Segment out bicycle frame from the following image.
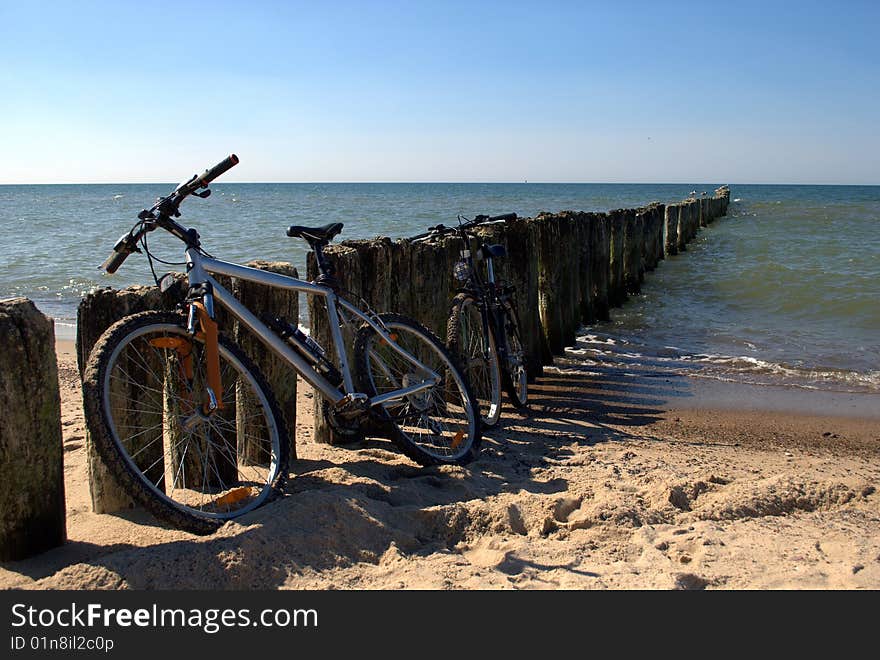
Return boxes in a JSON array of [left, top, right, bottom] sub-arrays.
[[183, 247, 441, 409], [458, 234, 512, 359]]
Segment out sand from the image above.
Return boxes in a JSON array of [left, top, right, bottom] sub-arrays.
[[1, 340, 878, 590]]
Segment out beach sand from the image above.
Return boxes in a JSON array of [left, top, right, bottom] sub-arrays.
[[1, 339, 878, 590]]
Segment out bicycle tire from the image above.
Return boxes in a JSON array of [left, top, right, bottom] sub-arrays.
[[353, 313, 482, 466], [498, 300, 529, 409], [446, 293, 503, 427], [82, 310, 290, 534]]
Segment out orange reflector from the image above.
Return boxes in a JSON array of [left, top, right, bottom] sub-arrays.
[[451, 430, 466, 449], [212, 487, 256, 509], [150, 336, 194, 381], [379, 332, 399, 346], [149, 337, 190, 350]]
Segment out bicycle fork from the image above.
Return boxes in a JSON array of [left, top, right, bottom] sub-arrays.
[[184, 284, 223, 415]]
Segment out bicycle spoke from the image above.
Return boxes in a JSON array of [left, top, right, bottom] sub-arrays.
[[363, 318, 476, 462], [100, 320, 283, 522]]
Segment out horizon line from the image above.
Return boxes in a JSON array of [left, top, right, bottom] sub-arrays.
[[1, 180, 878, 187]]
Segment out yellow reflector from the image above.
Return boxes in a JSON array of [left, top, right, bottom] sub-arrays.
[[380, 332, 399, 346], [451, 430, 466, 449], [212, 487, 257, 509]]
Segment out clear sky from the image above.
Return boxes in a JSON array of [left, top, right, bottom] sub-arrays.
[[1, 0, 878, 184]]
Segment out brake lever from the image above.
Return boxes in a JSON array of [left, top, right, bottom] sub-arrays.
[[110, 231, 142, 255], [191, 189, 211, 199], [174, 174, 199, 194]]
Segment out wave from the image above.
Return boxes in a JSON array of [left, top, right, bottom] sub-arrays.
[[570, 333, 880, 393]]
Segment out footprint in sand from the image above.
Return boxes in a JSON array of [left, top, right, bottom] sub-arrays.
[[460, 538, 518, 570]]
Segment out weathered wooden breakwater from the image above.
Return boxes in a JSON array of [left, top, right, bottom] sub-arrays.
[[1, 187, 728, 553], [308, 187, 729, 443]]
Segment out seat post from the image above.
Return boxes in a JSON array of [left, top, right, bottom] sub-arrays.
[[313, 241, 339, 290], [313, 242, 334, 275]]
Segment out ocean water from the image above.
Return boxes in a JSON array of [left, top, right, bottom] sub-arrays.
[[1, 182, 878, 393], [575, 185, 880, 393]]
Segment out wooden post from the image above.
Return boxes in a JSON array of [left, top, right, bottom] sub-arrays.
[[607, 209, 628, 307], [489, 217, 544, 378], [684, 199, 699, 245], [665, 203, 681, 256], [0, 298, 66, 560], [587, 213, 611, 322], [535, 214, 565, 358], [77, 284, 183, 513], [232, 260, 299, 462], [559, 213, 581, 347], [307, 244, 362, 445], [623, 208, 644, 295], [642, 203, 665, 270], [573, 212, 595, 326], [408, 236, 462, 339]]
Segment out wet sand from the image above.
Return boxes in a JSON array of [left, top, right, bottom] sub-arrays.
[[1, 340, 877, 590]]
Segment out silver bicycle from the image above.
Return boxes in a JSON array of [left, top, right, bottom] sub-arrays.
[[82, 155, 481, 534]]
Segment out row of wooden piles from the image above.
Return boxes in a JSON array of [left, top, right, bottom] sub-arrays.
[[0, 187, 728, 559], [307, 187, 730, 441]]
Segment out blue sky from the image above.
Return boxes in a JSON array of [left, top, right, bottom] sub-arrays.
[[1, 1, 877, 183]]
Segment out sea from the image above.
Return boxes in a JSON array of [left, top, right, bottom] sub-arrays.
[[1, 182, 878, 394]]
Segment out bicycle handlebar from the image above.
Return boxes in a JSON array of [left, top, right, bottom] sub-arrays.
[[100, 155, 239, 273], [99, 230, 141, 273], [100, 248, 130, 274], [408, 212, 517, 242], [172, 154, 240, 200], [195, 154, 239, 188]]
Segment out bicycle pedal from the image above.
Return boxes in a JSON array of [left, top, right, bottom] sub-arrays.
[[333, 393, 369, 418]]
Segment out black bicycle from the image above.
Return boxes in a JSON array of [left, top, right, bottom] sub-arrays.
[[412, 213, 528, 427]]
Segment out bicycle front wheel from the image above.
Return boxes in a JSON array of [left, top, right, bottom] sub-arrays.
[[447, 294, 502, 427], [354, 313, 482, 465], [82, 311, 289, 534]]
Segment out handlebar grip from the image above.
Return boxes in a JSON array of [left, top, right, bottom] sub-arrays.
[[197, 154, 239, 186], [409, 224, 453, 242], [488, 212, 517, 222], [100, 249, 129, 274]]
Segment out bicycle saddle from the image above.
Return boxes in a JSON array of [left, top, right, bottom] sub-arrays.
[[286, 222, 344, 243]]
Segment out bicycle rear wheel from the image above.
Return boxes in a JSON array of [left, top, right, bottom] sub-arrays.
[[81, 311, 289, 534], [447, 293, 502, 427], [499, 300, 528, 409], [353, 313, 482, 465]]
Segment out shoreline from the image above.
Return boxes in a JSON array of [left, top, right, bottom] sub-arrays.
[[59, 327, 880, 418]]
